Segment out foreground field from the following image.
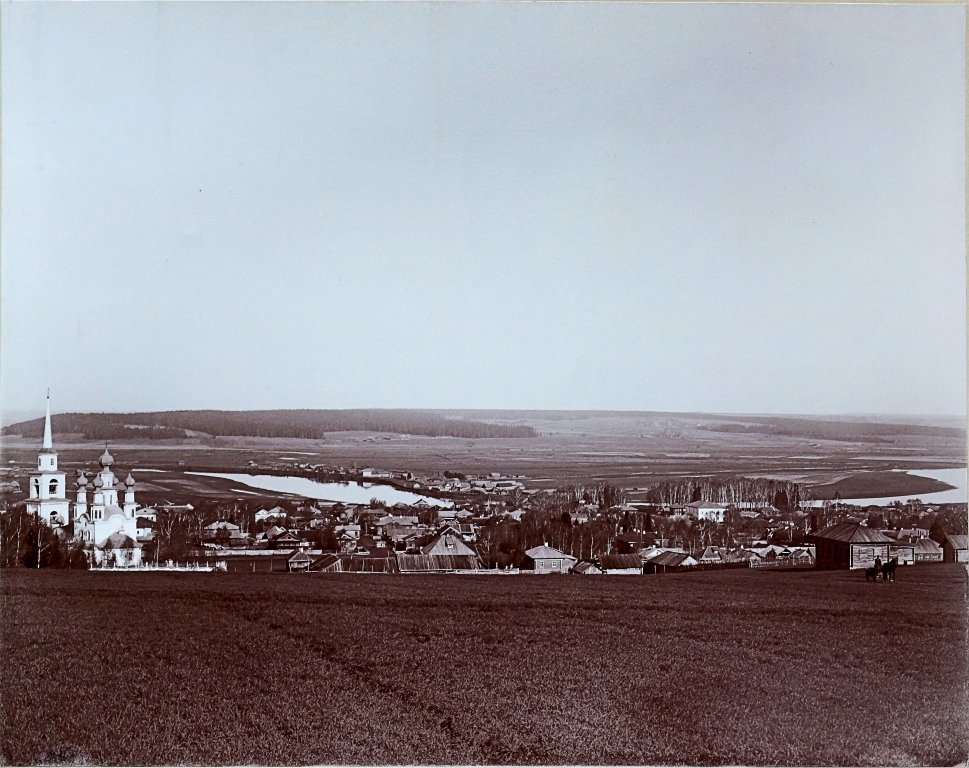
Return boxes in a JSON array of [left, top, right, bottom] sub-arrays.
[[2, 567, 967, 765]]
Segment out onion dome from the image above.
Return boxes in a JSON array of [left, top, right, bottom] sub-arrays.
[[76, 473, 88, 489], [124, 472, 136, 488], [99, 447, 114, 467], [93, 475, 104, 489]]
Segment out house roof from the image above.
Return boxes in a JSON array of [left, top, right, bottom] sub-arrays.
[[914, 538, 942, 553], [685, 501, 728, 509], [421, 530, 476, 557], [573, 561, 602, 574], [649, 551, 695, 567], [945, 534, 968, 550], [599, 554, 643, 570], [310, 554, 343, 571], [204, 520, 240, 531], [810, 523, 893, 544], [524, 544, 575, 560]]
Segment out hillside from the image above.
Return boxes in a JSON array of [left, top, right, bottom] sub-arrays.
[[0, 410, 537, 441]]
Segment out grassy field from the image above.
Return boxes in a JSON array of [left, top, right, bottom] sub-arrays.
[[2, 566, 967, 765]]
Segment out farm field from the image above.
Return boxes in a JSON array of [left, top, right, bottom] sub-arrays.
[[2, 566, 966, 766]]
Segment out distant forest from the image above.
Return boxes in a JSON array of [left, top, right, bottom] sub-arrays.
[[699, 417, 965, 442], [1, 409, 537, 441]]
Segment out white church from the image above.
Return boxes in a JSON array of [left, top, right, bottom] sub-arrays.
[[27, 396, 143, 566]]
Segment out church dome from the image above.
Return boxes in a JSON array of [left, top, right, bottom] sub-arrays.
[[124, 472, 136, 488], [93, 475, 104, 489], [99, 448, 114, 467], [76, 474, 88, 488]]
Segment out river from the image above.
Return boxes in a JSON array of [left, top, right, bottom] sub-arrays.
[[187, 472, 452, 507], [844, 467, 967, 506]]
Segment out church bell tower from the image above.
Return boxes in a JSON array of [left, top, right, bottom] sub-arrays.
[[26, 393, 70, 527]]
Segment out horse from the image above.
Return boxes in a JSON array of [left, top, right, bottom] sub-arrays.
[[865, 561, 882, 582], [881, 557, 898, 582]]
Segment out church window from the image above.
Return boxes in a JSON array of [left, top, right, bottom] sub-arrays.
[[49, 480, 58, 495], [33, 479, 39, 495]]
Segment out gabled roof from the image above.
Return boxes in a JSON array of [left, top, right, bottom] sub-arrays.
[[649, 551, 695, 567], [914, 538, 942, 553], [810, 523, 893, 544], [421, 530, 476, 557], [599, 554, 643, 570], [696, 546, 724, 561], [945, 534, 968, 550], [310, 554, 343, 572], [685, 501, 728, 509], [524, 544, 575, 561], [204, 520, 240, 531]]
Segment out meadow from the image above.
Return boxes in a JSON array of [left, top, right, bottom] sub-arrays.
[[2, 566, 967, 765]]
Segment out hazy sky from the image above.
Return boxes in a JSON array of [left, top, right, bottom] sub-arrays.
[[2, 2, 965, 416]]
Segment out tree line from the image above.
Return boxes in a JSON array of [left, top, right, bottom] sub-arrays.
[[3, 409, 536, 441], [643, 476, 806, 509], [699, 416, 965, 442]]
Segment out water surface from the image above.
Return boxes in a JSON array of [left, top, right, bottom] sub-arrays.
[[187, 472, 452, 507]]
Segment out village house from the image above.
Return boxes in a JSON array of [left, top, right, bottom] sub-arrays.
[[683, 501, 729, 523], [395, 526, 481, 572], [809, 523, 893, 570], [695, 545, 725, 564], [642, 550, 698, 573], [254, 506, 287, 523], [521, 544, 577, 574], [135, 516, 155, 543]]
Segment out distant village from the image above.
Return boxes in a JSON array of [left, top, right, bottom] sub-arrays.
[[2, 398, 967, 574]]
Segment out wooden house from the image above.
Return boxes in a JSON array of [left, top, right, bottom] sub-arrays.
[[695, 545, 725, 564], [942, 534, 969, 563], [395, 527, 481, 572], [808, 523, 893, 570], [572, 561, 603, 575], [287, 550, 312, 572], [642, 550, 698, 574], [521, 544, 577, 574]]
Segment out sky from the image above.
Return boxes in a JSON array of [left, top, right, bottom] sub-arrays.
[[2, 1, 965, 417]]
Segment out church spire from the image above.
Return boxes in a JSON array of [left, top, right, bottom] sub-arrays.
[[42, 390, 53, 451]]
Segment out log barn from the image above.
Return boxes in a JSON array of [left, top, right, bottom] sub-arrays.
[[809, 523, 893, 570]]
